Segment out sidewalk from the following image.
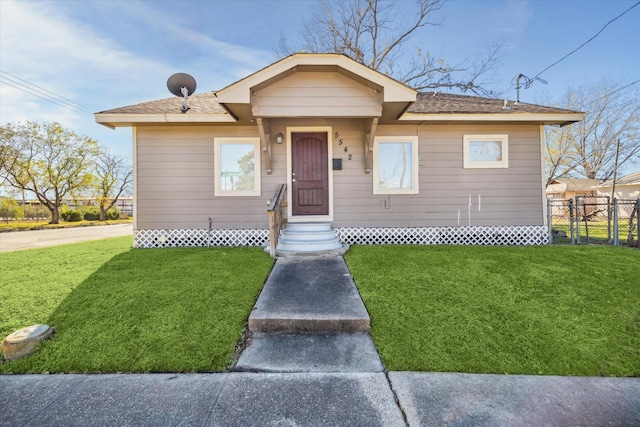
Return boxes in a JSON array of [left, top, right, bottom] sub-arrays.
[[1, 255, 639, 426], [0, 224, 133, 252], [2, 372, 639, 426]]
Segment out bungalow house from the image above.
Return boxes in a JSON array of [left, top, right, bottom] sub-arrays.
[[95, 54, 583, 252], [593, 171, 640, 200], [545, 178, 601, 201]]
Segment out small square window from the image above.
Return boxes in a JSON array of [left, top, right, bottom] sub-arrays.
[[373, 136, 419, 194], [463, 135, 508, 168], [214, 137, 261, 196]]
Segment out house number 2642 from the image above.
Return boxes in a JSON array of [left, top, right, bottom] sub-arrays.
[[334, 131, 352, 160]]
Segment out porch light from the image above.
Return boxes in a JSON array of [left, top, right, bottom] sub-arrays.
[[276, 132, 284, 144]]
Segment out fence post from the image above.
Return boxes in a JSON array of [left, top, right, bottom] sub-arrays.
[[607, 195, 612, 243], [569, 198, 575, 245], [547, 198, 553, 244], [613, 198, 619, 247], [636, 198, 640, 246]]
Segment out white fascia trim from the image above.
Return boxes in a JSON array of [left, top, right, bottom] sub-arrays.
[[398, 113, 584, 124], [95, 113, 237, 128]]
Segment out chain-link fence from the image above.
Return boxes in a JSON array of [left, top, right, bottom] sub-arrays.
[[548, 197, 639, 247]]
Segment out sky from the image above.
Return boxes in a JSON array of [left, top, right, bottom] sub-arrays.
[[1, 0, 639, 167]]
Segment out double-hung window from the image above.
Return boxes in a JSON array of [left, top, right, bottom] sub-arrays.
[[214, 137, 261, 196], [373, 136, 419, 195]]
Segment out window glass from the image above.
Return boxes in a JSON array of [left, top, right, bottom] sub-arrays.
[[468, 140, 502, 162], [373, 136, 419, 194], [214, 138, 261, 196], [463, 135, 508, 168], [377, 142, 413, 190], [219, 143, 255, 191]]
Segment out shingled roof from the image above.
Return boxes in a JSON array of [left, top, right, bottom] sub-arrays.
[[407, 92, 578, 115], [99, 91, 578, 117], [97, 92, 227, 115]]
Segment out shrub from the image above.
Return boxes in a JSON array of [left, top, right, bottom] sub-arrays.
[[106, 207, 120, 220], [81, 206, 120, 221], [83, 207, 100, 221], [61, 209, 82, 222]]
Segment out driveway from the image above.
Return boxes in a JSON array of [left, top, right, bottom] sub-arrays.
[[0, 224, 133, 252]]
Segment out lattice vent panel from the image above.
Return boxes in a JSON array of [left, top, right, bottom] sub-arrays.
[[337, 226, 547, 246], [134, 229, 268, 248]]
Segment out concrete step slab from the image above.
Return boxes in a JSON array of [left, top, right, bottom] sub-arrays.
[[235, 332, 384, 373], [248, 257, 370, 333]]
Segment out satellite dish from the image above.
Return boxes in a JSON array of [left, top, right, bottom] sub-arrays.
[[167, 73, 197, 113]]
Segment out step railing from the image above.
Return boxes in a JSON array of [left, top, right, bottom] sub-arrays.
[[267, 184, 287, 256]]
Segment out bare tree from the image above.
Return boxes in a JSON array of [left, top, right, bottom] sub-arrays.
[[545, 80, 640, 183], [277, 0, 502, 95], [0, 121, 98, 224], [93, 150, 132, 221]]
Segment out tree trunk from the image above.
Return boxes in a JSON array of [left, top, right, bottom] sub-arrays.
[[49, 206, 60, 224], [99, 205, 107, 221]]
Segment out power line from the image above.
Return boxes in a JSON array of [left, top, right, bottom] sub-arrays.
[[534, 1, 640, 80], [0, 70, 93, 116]]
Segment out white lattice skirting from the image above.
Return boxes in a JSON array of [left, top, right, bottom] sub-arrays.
[[337, 225, 548, 246], [133, 229, 268, 248], [134, 225, 547, 248]]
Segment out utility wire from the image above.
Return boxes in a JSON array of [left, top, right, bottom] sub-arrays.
[[513, 2, 640, 93], [0, 70, 93, 116], [0, 70, 87, 110], [534, 1, 640, 80], [0, 78, 80, 113]]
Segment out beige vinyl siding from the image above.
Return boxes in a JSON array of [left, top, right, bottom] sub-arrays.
[[135, 125, 286, 230], [331, 123, 545, 228], [252, 72, 382, 117], [134, 121, 544, 230]]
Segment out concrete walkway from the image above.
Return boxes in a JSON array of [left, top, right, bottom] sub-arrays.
[[1, 255, 639, 426], [0, 224, 133, 252]]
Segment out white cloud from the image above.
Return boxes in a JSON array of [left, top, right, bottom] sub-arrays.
[[0, 0, 275, 164]]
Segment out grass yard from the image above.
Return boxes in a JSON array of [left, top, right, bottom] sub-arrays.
[[551, 219, 636, 245], [0, 237, 273, 373], [345, 245, 640, 377]]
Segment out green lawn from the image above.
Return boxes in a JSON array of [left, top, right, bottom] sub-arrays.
[[551, 219, 635, 245], [345, 245, 640, 377], [3, 240, 638, 376], [0, 237, 273, 373]]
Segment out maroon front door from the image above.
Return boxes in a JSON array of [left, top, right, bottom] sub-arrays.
[[291, 132, 329, 216]]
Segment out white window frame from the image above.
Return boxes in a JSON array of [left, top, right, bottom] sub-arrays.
[[463, 134, 509, 169], [214, 137, 261, 197], [373, 136, 419, 195]]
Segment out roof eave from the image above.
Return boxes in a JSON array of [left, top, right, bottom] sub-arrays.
[[94, 112, 237, 128], [398, 112, 585, 125]]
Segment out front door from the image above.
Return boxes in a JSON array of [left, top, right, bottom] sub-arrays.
[[291, 132, 329, 216]]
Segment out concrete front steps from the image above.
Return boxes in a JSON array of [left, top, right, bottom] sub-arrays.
[[236, 256, 382, 373], [275, 222, 348, 256]]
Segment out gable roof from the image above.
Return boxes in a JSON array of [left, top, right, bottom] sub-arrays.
[[215, 53, 417, 104], [594, 171, 640, 188], [547, 178, 601, 192], [95, 54, 583, 128]]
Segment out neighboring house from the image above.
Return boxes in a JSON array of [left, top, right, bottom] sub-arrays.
[[545, 178, 601, 200], [593, 172, 640, 200], [95, 54, 583, 250]]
